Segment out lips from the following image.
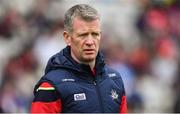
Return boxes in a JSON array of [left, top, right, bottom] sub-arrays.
[[84, 49, 95, 51], [83, 49, 95, 54]]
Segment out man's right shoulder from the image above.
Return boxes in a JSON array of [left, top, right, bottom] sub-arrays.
[[42, 69, 73, 84]]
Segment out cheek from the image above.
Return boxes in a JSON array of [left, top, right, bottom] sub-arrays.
[[71, 40, 83, 52], [95, 39, 101, 47], [71, 38, 80, 47]]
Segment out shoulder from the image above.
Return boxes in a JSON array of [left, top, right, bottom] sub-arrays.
[[105, 65, 121, 78], [43, 69, 72, 84], [34, 69, 73, 92], [105, 65, 124, 85]]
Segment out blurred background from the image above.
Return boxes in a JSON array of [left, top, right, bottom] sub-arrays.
[[0, 0, 180, 113]]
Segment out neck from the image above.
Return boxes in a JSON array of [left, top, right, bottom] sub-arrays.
[[71, 52, 96, 71], [88, 61, 96, 71]]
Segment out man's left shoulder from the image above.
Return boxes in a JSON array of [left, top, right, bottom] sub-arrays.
[[105, 66, 122, 79], [105, 66, 125, 88]]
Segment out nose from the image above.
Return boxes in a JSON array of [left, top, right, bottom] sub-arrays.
[[85, 35, 94, 46]]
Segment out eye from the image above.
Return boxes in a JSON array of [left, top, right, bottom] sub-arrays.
[[92, 32, 100, 37], [78, 33, 88, 38], [80, 33, 88, 36]]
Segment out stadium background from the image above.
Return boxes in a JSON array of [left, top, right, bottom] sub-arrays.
[[0, 0, 180, 113]]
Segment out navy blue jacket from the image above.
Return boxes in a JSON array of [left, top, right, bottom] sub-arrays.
[[33, 46, 127, 113]]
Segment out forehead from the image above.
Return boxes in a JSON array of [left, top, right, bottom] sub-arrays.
[[72, 17, 101, 32]]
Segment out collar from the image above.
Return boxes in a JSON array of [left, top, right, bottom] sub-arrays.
[[63, 46, 105, 76]]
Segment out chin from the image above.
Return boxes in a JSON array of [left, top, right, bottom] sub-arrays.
[[82, 57, 96, 62]]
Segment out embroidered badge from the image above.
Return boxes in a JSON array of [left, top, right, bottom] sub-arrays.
[[111, 89, 118, 100], [74, 93, 86, 101]]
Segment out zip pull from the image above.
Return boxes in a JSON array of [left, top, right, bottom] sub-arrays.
[[93, 81, 96, 85]]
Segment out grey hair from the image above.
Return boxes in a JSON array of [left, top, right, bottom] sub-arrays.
[[64, 4, 100, 32]]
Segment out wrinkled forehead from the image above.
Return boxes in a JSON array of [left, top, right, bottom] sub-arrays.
[[72, 17, 101, 32]]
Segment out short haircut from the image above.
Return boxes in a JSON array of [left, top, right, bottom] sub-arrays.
[[64, 4, 100, 32]]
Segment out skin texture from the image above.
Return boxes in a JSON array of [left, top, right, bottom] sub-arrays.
[[63, 17, 101, 69]]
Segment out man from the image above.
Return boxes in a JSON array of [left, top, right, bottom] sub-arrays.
[[31, 4, 127, 113]]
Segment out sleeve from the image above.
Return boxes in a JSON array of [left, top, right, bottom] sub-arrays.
[[119, 76, 127, 113], [31, 82, 62, 113], [119, 95, 127, 113]]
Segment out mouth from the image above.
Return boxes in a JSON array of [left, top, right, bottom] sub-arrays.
[[83, 49, 96, 54]]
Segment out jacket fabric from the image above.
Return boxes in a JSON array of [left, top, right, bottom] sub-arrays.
[[33, 46, 127, 113]]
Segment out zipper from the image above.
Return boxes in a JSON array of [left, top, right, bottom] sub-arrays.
[[93, 80, 104, 112]]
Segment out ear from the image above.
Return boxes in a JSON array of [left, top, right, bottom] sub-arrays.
[[63, 31, 71, 46]]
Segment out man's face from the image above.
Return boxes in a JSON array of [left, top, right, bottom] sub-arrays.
[[65, 17, 101, 64]]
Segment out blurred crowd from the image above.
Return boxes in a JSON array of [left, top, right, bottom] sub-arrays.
[[0, 0, 180, 113]]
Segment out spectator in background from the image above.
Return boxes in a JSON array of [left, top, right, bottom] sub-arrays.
[[31, 4, 127, 113]]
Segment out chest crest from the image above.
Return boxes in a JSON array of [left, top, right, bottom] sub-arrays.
[[111, 89, 118, 100]]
